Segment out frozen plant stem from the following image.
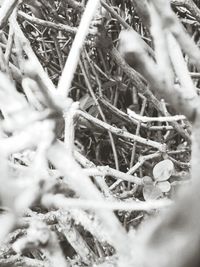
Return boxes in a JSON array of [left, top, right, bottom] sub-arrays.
[[42, 194, 172, 211], [57, 0, 101, 97], [0, 0, 18, 29]]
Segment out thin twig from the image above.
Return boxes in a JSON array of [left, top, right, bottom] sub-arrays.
[[57, 0, 101, 97], [76, 110, 166, 151], [42, 194, 172, 211], [128, 109, 186, 122]]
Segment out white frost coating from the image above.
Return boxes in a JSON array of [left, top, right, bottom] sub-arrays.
[[167, 33, 197, 99]]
